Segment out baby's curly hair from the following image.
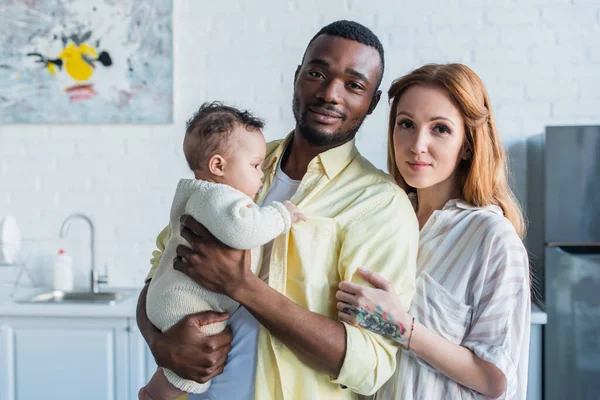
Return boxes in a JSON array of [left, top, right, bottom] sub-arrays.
[[184, 101, 265, 171]]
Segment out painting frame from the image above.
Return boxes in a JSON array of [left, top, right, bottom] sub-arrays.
[[0, 0, 173, 124]]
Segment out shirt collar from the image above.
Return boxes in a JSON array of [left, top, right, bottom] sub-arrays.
[[445, 199, 504, 216], [263, 134, 291, 173], [407, 193, 504, 216], [264, 131, 359, 180]]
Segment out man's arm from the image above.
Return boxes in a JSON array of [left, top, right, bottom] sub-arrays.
[[136, 282, 161, 347], [232, 273, 347, 377], [175, 219, 346, 377]]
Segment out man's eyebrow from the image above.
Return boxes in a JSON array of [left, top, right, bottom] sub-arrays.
[[307, 58, 330, 68], [345, 68, 369, 82]]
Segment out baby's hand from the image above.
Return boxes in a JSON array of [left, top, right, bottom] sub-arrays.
[[282, 200, 306, 224]]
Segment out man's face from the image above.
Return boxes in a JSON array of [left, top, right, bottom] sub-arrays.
[[292, 35, 382, 147]]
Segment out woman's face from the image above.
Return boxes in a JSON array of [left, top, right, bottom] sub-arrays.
[[393, 85, 466, 193]]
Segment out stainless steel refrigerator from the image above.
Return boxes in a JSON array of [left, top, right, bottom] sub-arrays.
[[528, 126, 600, 400]]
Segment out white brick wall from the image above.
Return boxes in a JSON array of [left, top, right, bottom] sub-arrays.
[[1, 0, 599, 287]]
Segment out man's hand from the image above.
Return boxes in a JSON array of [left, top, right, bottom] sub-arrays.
[[151, 311, 233, 383], [137, 284, 233, 383], [174, 214, 252, 299]]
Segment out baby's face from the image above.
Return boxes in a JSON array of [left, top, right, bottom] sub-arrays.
[[222, 126, 266, 198]]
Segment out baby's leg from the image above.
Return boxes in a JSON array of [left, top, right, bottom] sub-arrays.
[[139, 368, 185, 400]]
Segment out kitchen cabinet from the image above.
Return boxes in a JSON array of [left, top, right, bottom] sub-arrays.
[[0, 315, 156, 400], [528, 323, 543, 400], [0, 317, 130, 400], [129, 324, 159, 399]]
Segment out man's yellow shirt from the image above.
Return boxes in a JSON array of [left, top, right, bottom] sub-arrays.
[[147, 135, 419, 400]]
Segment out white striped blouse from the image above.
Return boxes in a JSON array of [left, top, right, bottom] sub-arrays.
[[374, 197, 531, 399]]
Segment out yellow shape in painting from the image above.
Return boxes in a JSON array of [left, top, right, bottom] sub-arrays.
[[47, 62, 57, 75], [58, 42, 98, 82]]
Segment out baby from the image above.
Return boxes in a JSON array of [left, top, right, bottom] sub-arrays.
[[139, 102, 304, 400]]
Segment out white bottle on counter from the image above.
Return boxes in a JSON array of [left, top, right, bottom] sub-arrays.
[[53, 249, 73, 292]]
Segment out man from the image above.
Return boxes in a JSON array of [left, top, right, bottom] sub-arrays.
[[137, 20, 419, 400]]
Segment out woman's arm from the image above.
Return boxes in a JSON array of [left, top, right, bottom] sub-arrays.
[[337, 269, 506, 398], [407, 318, 506, 398]]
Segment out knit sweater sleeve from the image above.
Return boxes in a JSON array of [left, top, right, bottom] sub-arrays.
[[184, 183, 292, 250]]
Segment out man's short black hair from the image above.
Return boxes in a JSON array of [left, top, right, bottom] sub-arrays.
[[184, 101, 264, 171], [303, 20, 385, 89]]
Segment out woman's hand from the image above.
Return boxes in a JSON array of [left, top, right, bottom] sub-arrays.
[[336, 268, 413, 345]]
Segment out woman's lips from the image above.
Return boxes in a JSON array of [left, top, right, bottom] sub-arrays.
[[406, 162, 431, 172]]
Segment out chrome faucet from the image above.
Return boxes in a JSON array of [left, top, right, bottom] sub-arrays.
[[59, 213, 107, 293]]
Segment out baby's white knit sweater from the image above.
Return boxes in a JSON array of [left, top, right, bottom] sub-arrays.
[[146, 178, 291, 394]]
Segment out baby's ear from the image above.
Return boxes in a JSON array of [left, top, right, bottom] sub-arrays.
[[208, 154, 226, 176]]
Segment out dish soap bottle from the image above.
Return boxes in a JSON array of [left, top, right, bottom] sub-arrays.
[[53, 249, 73, 292]]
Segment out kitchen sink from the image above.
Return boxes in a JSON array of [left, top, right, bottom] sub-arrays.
[[20, 290, 130, 305]]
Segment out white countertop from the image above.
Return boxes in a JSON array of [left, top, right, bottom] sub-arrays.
[[0, 284, 548, 324], [531, 303, 547, 325], [0, 285, 141, 319]]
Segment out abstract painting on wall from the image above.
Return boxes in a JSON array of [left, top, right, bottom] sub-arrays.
[[0, 0, 172, 123]]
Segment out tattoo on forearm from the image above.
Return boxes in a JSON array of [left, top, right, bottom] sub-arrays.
[[343, 305, 408, 343]]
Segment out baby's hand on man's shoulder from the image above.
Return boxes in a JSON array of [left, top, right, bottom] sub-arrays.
[[282, 200, 306, 224]]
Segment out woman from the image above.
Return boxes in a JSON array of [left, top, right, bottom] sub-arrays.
[[336, 64, 530, 399]]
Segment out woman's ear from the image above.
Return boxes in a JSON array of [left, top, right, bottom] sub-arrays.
[[461, 143, 472, 161], [208, 154, 226, 176]]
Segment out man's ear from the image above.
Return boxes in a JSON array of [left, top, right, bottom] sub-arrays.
[[294, 65, 301, 85], [208, 154, 226, 176], [367, 90, 382, 115]]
